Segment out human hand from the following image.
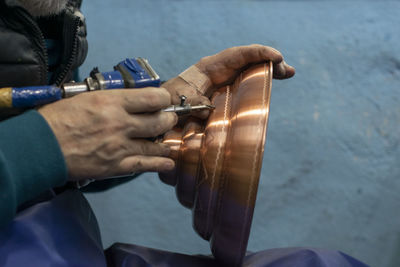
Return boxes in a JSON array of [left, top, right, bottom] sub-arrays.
[[38, 88, 178, 181], [196, 44, 295, 85], [162, 44, 295, 118]]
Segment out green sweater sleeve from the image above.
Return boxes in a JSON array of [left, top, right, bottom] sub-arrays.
[[0, 110, 67, 229]]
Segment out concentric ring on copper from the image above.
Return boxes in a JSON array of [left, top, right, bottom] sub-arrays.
[[160, 62, 273, 267]]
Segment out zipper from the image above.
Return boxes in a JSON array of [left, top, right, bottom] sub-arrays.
[[1, 4, 82, 87], [54, 16, 80, 86], [14, 8, 49, 85]]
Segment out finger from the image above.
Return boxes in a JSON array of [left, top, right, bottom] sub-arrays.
[[184, 94, 211, 106], [118, 155, 176, 174], [127, 111, 178, 138], [93, 141, 172, 179], [119, 87, 172, 114], [273, 61, 296, 79], [129, 139, 171, 157], [196, 44, 288, 86], [283, 62, 296, 78], [188, 95, 212, 119], [168, 84, 198, 106], [209, 44, 284, 71], [238, 44, 284, 66]]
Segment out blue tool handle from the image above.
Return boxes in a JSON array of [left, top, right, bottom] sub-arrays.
[[0, 85, 62, 109], [97, 59, 160, 90], [0, 58, 160, 109], [113, 58, 161, 88], [98, 70, 125, 89]]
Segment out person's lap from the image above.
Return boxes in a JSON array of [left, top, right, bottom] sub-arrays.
[[0, 189, 370, 267]]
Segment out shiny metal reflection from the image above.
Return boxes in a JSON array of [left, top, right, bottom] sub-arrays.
[[160, 62, 273, 267]]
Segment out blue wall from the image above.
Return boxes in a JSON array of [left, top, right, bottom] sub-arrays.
[[81, 1, 400, 266]]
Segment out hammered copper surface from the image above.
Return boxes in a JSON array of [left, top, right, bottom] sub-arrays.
[[160, 62, 273, 267]]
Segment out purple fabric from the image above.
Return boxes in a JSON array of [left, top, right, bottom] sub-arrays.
[[105, 243, 370, 267], [0, 189, 370, 267], [0, 190, 106, 267]]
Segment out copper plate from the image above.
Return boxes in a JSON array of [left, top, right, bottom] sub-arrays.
[[160, 62, 273, 266]]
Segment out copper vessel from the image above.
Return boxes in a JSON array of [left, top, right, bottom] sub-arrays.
[[160, 62, 273, 266]]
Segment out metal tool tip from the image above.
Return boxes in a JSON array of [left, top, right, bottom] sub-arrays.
[[207, 105, 216, 109]]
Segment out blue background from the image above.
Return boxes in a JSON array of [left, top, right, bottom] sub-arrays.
[[81, 1, 400, 267]]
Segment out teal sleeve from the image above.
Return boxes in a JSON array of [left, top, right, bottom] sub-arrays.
[[0, 110, 68, 229]]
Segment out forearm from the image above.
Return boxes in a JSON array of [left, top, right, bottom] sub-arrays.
[[0, 110, 68, 229]]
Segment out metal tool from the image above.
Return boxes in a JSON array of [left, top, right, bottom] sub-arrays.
[[162, 95, 215, 115], [0, 58, 214, 115], [0, 58, 160, 109], [62, 58, 161, 98]]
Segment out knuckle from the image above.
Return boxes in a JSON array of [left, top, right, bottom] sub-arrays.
[[132, 157, 154, 173], [150, 121, 164, 136], [128, 117, 141, 134], [199, 55, 212, 64], [134, 158, 144, 170], [157, 87, 170, 96], [250, 43, 263, 49], [97, 107, 125, 127], [84, 91, 122, 110], [109, 116, 128, 131], [145, 93, 164, 110], [104, 140, 123, 155], [137, 141, 151, 155], [225, 46, 237, 53], [87, 92, 107, 106], [158, 88, 172, 104], [99, 138, 128, 159], [199, 96, 211, 105], [143, 143, 163, 156], [221, 47, 237, 58]]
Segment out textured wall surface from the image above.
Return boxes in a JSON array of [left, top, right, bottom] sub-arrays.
[[81, 1, 400, 267]]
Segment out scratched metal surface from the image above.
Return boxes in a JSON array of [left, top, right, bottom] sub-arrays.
[[81, 1, 400, 267]]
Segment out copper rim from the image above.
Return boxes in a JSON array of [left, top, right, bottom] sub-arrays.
[[160, 62, 273, 266]]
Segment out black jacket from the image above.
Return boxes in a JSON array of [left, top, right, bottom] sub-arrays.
[[0, 0, 88, 87]]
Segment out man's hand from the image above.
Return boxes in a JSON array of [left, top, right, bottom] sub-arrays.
[[196, 44, 295, 85], [38, 88, 178, 181], [163, 44, 295, 118]]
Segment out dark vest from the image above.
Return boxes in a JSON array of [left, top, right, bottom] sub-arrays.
[[0, 0, 88, 87]]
